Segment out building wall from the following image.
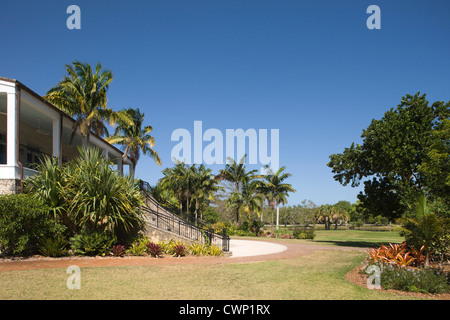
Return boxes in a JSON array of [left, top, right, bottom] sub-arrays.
[[0, 179, 20, 195]]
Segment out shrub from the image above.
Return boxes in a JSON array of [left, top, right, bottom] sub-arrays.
[[146, 242, 163, 257], [208, 245, 224, 256], [66, 147, 145, 240], [38, 236, 68, 257], [112, 245, 126, 257], [365, 262, 450, 294], [250, 220, 265, 236], [293, 227, 315, 239], [0, 194, 64, 255], [26, 147, 145, 242], [172, 244, 187, 257], [367, 243, 426, 268], [126, 239, 148, 256], [69, 230, 115, 256], [188, 242, 208, 256]]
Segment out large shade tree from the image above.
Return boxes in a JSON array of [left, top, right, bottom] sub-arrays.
[[328, 92, 450, 220]]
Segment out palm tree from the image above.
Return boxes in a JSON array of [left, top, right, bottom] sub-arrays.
[[159, 162, 190, 219], [317, 204, 333, 230], [227, 177, 262, 223], [44, 61, 122, 143], [106, 108, 161, 179], [191, 164, 222, 225], [218, 155, 259, 224], [259, 166, 296, 232], [401, 193, 442, 267]]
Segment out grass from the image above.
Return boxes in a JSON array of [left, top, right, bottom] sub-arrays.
[[258, 227, 404, 248], [0, 250, 418, 300], [0, 229, 416, 300]]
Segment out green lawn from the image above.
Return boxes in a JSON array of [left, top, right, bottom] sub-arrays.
[[313, 229, 404, 248], [258, 227, 404, 248], [0, 229, 416, 300], [0, 249, 419, 300], [0, 230, 414, 300]]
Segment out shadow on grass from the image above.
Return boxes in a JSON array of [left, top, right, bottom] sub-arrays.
[[312, 240, 401, 249]]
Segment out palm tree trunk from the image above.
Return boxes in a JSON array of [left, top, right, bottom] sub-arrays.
[[195, 198, 199, 226], [276, 203, 280, 230], [271, 205, 274, 234], [130, 162, 136, 180]]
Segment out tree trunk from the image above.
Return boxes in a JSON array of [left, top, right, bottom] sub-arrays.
[[194, 198, 199, 226], [276, 203, 280, 230], [271, 206, 274, 234]]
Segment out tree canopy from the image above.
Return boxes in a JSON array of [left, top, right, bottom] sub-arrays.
[[328, 92, 449, 220]]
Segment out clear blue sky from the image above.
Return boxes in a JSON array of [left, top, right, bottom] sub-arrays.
[[1, 0, 449, 206]]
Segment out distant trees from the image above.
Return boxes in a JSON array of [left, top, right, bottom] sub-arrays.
[[155, 157, 296, 229], [158, 162, 222, 225]]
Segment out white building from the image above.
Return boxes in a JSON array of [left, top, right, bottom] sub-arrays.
[[0, 76, 131, 194]]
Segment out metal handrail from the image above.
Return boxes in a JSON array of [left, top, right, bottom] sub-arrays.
[[139, 180, 230, 252]]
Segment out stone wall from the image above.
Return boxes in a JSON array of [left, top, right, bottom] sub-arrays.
[[144, 224, 196, 245], [0, 179, 20, 195]]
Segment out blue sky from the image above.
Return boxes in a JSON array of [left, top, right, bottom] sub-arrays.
[[1, 0, 449, 206]]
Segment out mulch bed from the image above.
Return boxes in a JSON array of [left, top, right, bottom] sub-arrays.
[[345, 263, 450, 300]]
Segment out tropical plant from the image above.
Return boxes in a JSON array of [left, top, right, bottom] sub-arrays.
[[218, 155, 259, 224], [126, 239, 148, 256], [227, 178, 262, 224], [66, 147, 145, 239], [146, 242, 163, 257], [190, 164, 222, 225], [188, 242, 209, 256], [258, 165, 295, 231], [111, 244, 126, 257], [106, 107, 161, 178], [69, 230, 116, 256], [44, 61, 125, 142], [400, 193, 443, 267], [160, 162, 190, 218], [172, 244, 187, 257], [38, 236, 68, 257]]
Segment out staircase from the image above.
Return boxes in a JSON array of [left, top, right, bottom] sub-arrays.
[[138, 180, 230, 252]]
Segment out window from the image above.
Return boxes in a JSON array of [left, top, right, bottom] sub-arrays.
[[0, 133, 6, 164]]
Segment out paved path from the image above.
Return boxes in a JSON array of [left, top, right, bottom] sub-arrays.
[[0, 239, 366, 272], [229, 239, 287, 258]]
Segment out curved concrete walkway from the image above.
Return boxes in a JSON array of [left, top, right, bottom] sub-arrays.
[[229, 239, 287, 258]]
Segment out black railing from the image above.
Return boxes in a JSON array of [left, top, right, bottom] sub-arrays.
[[138, 180, 230, 252]]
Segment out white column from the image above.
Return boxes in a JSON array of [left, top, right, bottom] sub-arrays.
[[52, 117, 61, 160], [117, 156, 123, 176], [6, 92, 18, 167]]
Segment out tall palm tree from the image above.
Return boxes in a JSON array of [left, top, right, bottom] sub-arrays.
[[44, 61, 122, 143], [218, 155, 259, 224], [191, 164, 222, 225], [160, 162, 190, 219], [227, 177, 262, 223], [106, 108, 161, 179], [259, 166, 296, 232]]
